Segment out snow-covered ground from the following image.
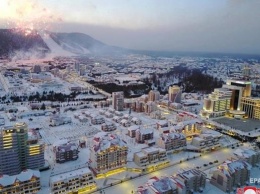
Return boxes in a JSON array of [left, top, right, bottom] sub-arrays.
[[40, 33, 73, 57]]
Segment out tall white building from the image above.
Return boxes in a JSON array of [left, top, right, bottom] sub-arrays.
[[112, 91, 124, 111], [201, 88, 232, 118]]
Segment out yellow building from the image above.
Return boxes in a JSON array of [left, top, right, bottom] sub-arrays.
[[89, 132, 128, 175], [241, 97, 260, 119]]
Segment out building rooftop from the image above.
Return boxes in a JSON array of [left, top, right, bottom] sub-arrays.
[[50, 167, 92, 183], [0, 169, 40, 187], [92, 132, 127, 152]]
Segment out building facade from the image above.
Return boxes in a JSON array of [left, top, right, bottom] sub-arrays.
[[241, 97, 260, 119], [168, 85, 182, 103], [50, 167, 96, 194], [172, 169, 207, 194], [157, 132, 186, 152], [0, 122, 44, 176], [148, 90, 160, 102], [135, 129, 154, 144], [54, 143, 78, 163], [89, 132, 128, 174], [133, 147, 167, 167], [0, 169, 41, 194], [210, 160, 251, 193], [112, 92, 124, 111]]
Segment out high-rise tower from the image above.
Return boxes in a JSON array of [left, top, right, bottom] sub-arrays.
[[0, 122, 44, 175]]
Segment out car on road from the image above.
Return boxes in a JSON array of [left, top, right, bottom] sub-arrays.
[[203, 164, 208, 167], [209, 162, 213, 165]]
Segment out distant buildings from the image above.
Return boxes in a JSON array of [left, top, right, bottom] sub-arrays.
[[50, 167, 96, 194], [0, 122, 44, 176], [0, 169, 41, 194], [89, 132, 128, 174], [133, 147, 167, 167], [157, 132, 186, 153], [54, 142, 79, 163], [168, 85, 182, 103], [201, 79, 260, 119], [210, 160, 251, 193], [50, 116, 72, 126], [32, 65, 41, 73], [112, 92, 124, 111]]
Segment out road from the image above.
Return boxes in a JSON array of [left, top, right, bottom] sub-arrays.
[[91, 147, 235, 194]]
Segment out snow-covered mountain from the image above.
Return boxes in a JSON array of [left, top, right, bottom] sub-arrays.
[[0, 29, 126, 59]]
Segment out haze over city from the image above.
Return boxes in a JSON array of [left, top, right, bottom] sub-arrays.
[[0, 0, 260, 54]]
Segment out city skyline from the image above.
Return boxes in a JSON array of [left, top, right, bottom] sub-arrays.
[[0, 0, 260, 54]]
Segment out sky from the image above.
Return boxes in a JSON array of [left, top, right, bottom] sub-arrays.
[[0, 0, 260, 54]]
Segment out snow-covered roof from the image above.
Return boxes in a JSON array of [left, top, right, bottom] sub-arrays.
[[218, 159, 252, 177], [160, 132, 186, 142], [0, 169, 40, 187], [233, 148, 259, 159], [128, 125, 140, 131], [148, 176, 177, 193], [92, 132, 127, 153], [50, 167, 92, 183]]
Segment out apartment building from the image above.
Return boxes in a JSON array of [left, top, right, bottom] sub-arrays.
[[112, 91, 124, 111], [171, 119, 202, 137], [91, 116, 105, 125], [101, 122, 117, 132], [131, 117, 142, 125], [135, 129, 154, 144], [50, 167, 96, 194], [127, 125, 140, 138], [241, 97, 260, 120], [233, 148, 260, 167], [172, 169, 207, 194], [0, 169, 41, 194], [210, 160, 251, 193], [145, 176, 178, 194], [134, 147, 167, 167], [148, 90, 160, 102], [190, 133, 221, 152], [89, 132, 128, 174], [54, 142, 78, 163], [0, 122, 44, 176], [157, 132, 187, 152], [144, 101, 157, 115]]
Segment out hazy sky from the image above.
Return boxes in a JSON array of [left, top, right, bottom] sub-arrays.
[[0, 0, 260, 54]]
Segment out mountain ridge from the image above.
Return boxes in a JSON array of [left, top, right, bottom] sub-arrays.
[[0, 29, 126, 59]]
